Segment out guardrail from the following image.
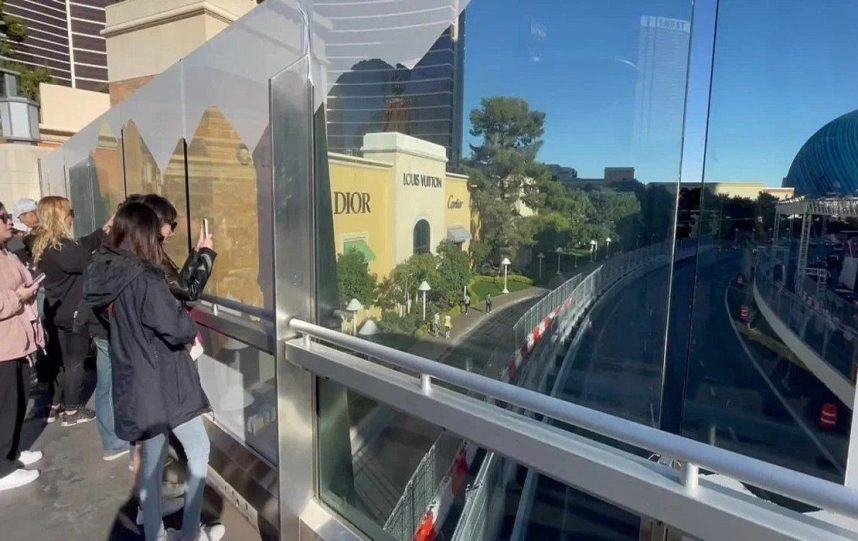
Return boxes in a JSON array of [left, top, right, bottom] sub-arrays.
[[287, 318, 858, 539], [755, 254, 858, 383], [455, 241, 678, 541]]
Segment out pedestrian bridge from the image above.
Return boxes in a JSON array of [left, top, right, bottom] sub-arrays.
[[20, 0, 858, 539]]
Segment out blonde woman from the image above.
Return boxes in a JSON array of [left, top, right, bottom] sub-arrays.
[[32, 196, 107, 426]]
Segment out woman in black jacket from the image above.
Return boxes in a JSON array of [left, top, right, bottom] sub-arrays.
[[31, 196, 107, 426], [83, 194, 215, 462], [84, 203, 223, 541]]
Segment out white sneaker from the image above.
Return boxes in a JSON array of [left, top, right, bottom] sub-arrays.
[[18, 450, 42, 466], [136, 497, 186, 525], [0, 468, 39, 491], [166, 524, 225, 541]]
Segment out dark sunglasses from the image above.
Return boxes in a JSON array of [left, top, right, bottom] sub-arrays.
[[168, 221, 178, 232], [0, 213, 10, 223], [68, 208, 75, 218]]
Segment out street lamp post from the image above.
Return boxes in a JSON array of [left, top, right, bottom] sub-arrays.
[[537, 252, 545, 279], [606, 237, 612, 257], [345, 298, 364, 335], [555, 247, 563, 275], [418, 280, 431, 320], [590, 239, 597, 262], [501, 257, 511, 294]]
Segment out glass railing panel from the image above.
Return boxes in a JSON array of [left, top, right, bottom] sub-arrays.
[[676, 0, 858, 482], [121, 120, 190, 266], [67, 156, 96, 236], [186, 106, 269, 310], [314, 0, 692, 536], [91, 122, 125, 227], [195, 323, 277, 465], [317, 381, 680, 541]]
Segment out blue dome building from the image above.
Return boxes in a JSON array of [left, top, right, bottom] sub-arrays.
[[783, 109, 858, 197]]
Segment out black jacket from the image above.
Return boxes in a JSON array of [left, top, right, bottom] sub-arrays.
[[40, 229, 105, 331], [82, 248, 216, 340], [83, 246, 210, 442]]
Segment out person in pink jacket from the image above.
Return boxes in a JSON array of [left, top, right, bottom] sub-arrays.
[[0, 201, 45, 492]]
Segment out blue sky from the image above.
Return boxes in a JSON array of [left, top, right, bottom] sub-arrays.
[[461, 0, 858, 186]]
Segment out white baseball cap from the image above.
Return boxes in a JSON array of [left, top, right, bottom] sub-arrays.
[[11, 218, 30, 234], [13, 198, 37, 218]]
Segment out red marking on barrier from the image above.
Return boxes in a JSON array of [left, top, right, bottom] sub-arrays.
[[739, 305, 750, 323], [819, 403, 837, 430], [413, 511, 436, 541]]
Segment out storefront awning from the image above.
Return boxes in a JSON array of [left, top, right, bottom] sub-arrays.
[[447, 226, 471, 243], [343, 238, 376, 262]]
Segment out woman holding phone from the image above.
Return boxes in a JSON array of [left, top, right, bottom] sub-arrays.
[[0, 201, 45, 491], [84, 202, 223, 541], [31, 196, 107, 426]]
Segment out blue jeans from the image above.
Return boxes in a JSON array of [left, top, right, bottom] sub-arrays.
[[139, 416, 210, 541], [93, 338, 128, 453]]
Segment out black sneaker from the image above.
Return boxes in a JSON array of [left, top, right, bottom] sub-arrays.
[[61, 408, 96, 426]]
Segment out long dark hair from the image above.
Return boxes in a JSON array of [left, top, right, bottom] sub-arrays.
[[140, 194, 180, 273], [109, 202, 165, 267]]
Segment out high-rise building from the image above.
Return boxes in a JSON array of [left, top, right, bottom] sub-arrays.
[[2, 0, 109, 92], [632, 15, 690, 168], [324, 15, 466, 168]]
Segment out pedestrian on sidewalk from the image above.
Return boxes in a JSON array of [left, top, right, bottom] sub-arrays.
[[433, 312, 441, 337], [485, 294, 493, 314], [32, 196, 107, 426], [85, 202, 224, 541], [464, 294, 470, 315], [0, 201, 45, 492], [444, 314, 452, 339]]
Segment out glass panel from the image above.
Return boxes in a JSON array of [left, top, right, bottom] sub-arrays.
[[67, 157, 95, 236], [314, 0, 692, 534], [91, 122, 125, 225], [186, 107, 265, 308], [678, 0, 858, 482], [122, 121, 190, 267], [196, 324, 277, 464]]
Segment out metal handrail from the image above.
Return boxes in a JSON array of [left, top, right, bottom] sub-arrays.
[[288, 317, 858, 519]]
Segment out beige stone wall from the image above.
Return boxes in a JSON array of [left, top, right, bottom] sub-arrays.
[[39, 83, 110, 140], [0, 144, 54, 203], [108, 75, 155, 106], [104, 0, 256, 88]]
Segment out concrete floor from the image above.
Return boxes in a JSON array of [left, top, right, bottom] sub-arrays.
[[0, 373, 262, 541]]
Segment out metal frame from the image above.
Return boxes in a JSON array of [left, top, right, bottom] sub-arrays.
[[285, 333, 857, 540], [287, 318, 858, 521]]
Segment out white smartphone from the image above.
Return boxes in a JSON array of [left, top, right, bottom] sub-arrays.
[[203, 218, 210, 237], [29, 272, 46, 287]]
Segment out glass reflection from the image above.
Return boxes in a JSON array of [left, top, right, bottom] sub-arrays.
[[122, 121, 190, 265], [187, 107, 264, 308], [316, 0, 691, 535], [677, 0, 858, 483]]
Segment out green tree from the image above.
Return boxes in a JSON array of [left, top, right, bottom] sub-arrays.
[[336, 249, 377, 309], [467, 97, 551, 265], [1, 1, 54, 100], [435, 240, 473, 307]]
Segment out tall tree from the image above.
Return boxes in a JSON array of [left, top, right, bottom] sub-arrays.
[[336, 249, 378, 309], [467, 97, 550, 265]]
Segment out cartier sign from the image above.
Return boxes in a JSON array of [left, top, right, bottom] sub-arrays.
[[447, 195, 464, 209]]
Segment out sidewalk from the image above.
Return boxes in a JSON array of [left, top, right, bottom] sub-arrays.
[[0, 371, 262, 541], [406, 286, 548, 361]]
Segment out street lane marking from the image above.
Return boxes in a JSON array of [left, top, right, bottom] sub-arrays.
[[723, 283, 844, 475]]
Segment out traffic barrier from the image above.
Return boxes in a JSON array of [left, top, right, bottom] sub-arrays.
[[819, 403, 837, 430]]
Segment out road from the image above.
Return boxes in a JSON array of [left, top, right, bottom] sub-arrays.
[[520, 251, 849, 539], [350, 290, 545, 525]]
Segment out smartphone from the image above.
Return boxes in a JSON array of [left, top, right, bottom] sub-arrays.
[[28, 272, 46, 287], [203, 218, 210, 237]]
